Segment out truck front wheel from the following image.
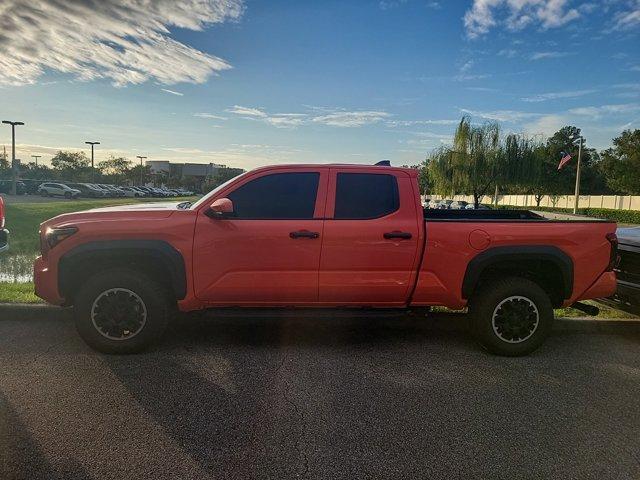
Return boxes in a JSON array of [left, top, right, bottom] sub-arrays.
[[74, 269, 172, 354], [468, 277, 553, 356]]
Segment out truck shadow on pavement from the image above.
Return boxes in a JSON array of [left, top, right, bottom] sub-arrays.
[[2, 312, 639, 479]]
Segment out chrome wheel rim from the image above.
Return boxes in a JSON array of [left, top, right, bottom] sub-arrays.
[[91, 288, 147, 341], [491, 296, 539, 344]]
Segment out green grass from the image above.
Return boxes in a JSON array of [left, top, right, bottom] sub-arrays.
[[0, 282, 40, 303], [4, 196, 197, 253]]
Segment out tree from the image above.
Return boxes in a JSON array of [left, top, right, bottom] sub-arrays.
[[599, 129, 640, 194], [98, 156, 131, 184], [127, 164, 152, 185], [544, 126, 606, 194], [428, 116, 514, 208], [20, 162, 51, 180], [51, 151, 91, 180]]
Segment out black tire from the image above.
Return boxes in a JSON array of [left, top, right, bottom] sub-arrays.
[[64, 191, 71, 199], [468, 277, 553, 356], [74, 268, 173, 354]]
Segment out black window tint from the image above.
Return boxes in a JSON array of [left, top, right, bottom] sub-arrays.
[[228, 172, 319, 219], [334, 173, 399, 219]]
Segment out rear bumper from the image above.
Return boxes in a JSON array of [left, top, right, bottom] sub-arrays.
[[597, 280, 640, 316], [33, 256, 64, 305], [0, 228, 8, 252]]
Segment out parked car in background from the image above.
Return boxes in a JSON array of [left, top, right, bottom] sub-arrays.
[[100, 184, 126, 197], [66, 183, 106, 198], [0, 196, 7, 252], [38, 182, 81, 199], [598, 227, 640, 316], [432, 199, 454, 209], [0, 180, 27, 195], [450, 200, 469, 210], [120, 186, 145, 198], [21, 179, 43, 195], [465, 203, 491, 210]]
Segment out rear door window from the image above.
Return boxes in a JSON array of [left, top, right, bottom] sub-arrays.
[[334, 173, 399, 219]]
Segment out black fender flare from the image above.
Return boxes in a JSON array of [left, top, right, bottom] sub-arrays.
[[58, 240, 187, 300], [461, 245, 573, 300]]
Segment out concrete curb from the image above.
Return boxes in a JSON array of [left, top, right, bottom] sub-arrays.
[[1, 303, 639, 334]]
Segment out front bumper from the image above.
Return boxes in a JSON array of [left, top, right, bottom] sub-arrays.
[[0, 228, 8, 253], [575, 271, 618, 302], [33, 255, 64, 305]]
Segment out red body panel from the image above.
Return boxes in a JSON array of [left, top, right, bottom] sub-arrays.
[[411, 220, 617, 309], [32, 163, 617, 311], [318, 167, 423, 305]]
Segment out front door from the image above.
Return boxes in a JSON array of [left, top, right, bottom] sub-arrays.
[[193, 168, 327, 305], [319, 169, 422, 305]]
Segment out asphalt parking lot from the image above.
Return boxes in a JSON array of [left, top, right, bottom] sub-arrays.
[[1, 310, 639, 480]]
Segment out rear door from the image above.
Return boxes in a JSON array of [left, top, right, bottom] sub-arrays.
[[193, 168, 328, 304], [319, 168, 422, 305]]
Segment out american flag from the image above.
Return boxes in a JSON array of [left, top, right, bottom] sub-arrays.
[[557, 151, 572, 170]]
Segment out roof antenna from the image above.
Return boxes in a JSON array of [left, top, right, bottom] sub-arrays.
[[375, 160, 391, 166]]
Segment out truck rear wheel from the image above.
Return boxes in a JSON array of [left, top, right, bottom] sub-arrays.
[[74, 268, 172, 354], [468, 277, 553, 356]]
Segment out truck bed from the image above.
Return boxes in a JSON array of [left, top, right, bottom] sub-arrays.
[[423, 208, 613, 222]]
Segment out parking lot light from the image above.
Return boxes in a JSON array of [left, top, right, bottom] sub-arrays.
[[85, 141, 100, 183], [2, 120, 25, 195]]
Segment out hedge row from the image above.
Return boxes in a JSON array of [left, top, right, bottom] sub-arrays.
[[496, 205, 640, 224]]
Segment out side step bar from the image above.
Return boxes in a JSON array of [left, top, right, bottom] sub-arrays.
[[570, 302, 600, 316]]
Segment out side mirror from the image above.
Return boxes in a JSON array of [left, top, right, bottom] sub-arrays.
[[205, 198, 234, 219]]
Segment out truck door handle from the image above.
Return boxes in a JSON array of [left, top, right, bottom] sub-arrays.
[[290, 230, 320, 239], [383, 231, 412, 240]]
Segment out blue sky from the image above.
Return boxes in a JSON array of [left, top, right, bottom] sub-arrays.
[[1, 0, 639, 169]]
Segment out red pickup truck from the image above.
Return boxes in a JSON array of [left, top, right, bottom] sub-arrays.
[[34, 163, 618, 356]]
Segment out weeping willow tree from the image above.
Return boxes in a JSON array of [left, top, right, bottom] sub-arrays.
[[427, 116, 542, 208]]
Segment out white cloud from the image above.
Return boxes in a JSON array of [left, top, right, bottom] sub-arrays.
[[161, 88, 184, 96], [226, 105, 391, 128], [193, 113, 227, 120], [379, 0, 407, 10], [312, 111, 391, 127], [498, 48, 518, 58], [464, 0, 580, 38], [521, 89, 597, 102], [459, 108, 539, 122], [613, 0, 640, 29], [0, 0, 243, 87], [226, 105, 268, 118], [386, 119, 459, 127], [568, 103, 640, 119], [530, 51, 571, 60], [523, 114, 566, 136]]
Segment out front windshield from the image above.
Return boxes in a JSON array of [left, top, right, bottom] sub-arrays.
[[190, 172, 249, 210]]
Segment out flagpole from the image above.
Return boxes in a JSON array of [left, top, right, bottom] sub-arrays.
[[573, 137, 583, 214]]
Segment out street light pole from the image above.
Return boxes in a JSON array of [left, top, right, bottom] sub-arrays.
[[31, 155, 41, 166], [136, 156, 147, 185], [572, 136, 583, 214], [85, 141, 100, 183], [2, 120, 25, 195]]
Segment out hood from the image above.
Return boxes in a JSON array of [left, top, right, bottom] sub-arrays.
[[43, 202, 185, 228], [88, 202, 182, 212]]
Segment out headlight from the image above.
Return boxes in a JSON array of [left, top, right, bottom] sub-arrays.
[[45, 226, 78, 249]]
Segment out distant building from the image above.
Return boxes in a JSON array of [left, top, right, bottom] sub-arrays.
[[146, 161, 244, 190]]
